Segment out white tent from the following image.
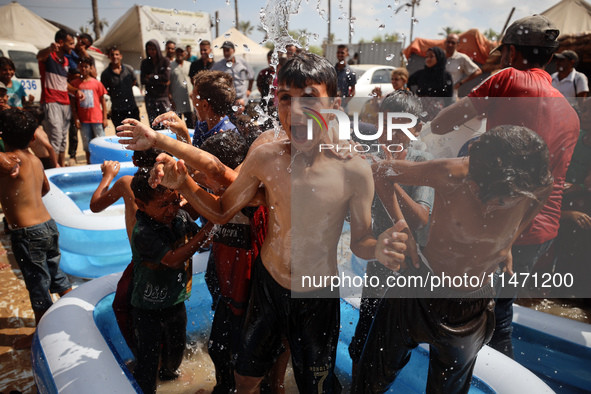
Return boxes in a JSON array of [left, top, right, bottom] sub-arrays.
[[0, 2, 59, 50], [212, 27, 270, 68], [542, 0, 591, 36], [95, 5, 212, 71]]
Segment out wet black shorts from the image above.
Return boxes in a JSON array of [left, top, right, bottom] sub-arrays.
[[235, 255, 342, 393]]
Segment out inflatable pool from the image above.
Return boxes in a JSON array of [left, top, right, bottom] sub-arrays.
[[89, 129, 194, 164], [43, 163, 137, 278], [31, 261, 559, 393]]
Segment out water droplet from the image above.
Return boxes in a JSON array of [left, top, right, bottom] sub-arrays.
[[243, 44, 250, 52], [386, 54, 395, 61], [378, 24, 385, 30], [232, 105, 238, 111], [226, 0, 230, 5], [208, 53, 214, 59], [173, 9, 178, 14], [453, 125, 460, 130], [225, 32, 231, 38], [160, 21, 164, 25], [226, 61, 233, 67], [154, 75, 159, 79], [412, 17, 419, 25], [182, 81, 187, 85]]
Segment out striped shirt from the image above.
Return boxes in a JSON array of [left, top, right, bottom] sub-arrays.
[[39, 52, 70, 105]]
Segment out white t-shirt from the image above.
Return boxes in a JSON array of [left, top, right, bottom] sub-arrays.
[[445, 51, 480, 98], [551, 69, 589, 98]]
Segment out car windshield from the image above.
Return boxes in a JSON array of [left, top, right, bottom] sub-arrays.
[[8, 50, 40, 79]]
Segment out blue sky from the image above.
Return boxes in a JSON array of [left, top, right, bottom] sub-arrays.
[[3, 0, 560, 47]]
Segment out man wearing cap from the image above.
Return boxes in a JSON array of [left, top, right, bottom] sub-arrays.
[[444, 33, 482, 99], [211, 41, 254, 103], [551, 50, 589, 99], [431, 15, 580, 359]]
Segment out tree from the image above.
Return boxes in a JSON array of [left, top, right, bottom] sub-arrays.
[[239, 20, 254, 36], [79, 25, 90, 35], [91, 0, 101, 39], [439, 26, 462, 37], [482, 28, 499, 41], [88, 17, 109, 40]]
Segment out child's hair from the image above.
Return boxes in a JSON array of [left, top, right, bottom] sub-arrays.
[[0, 108, 37, 149], [467, 125, 553, 204], [200, 131, 248, 169], [132, 148, 165, 168], [379, 90, 423, 118], [78, 33, 94, 46], [391, 68, 409, 82], [278, 52, 337, 97], [130, 168, 169, 204], [0, 57, 15, 71], [55, 29, 72, 43], [192, 71, 236, 116], [23, 105, 45, 125], [79, 56, 94, 67], [107, 46, 119, 56]]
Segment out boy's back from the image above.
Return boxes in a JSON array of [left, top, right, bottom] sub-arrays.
[[0, 135, 51, 231]]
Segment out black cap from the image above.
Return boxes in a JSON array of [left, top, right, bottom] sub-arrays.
[[221, 41, 235, 50]]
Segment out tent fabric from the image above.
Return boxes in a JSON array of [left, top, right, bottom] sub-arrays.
[[0, 2, 60, 50], [403, 29, 494, 65], [212, 27, 270, 67], [541, 0, 591, 36], [95, 5, 211, 71]]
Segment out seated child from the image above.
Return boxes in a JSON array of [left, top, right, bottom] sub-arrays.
[[71, 56, 108, 163], [129, 169, 212, 394], [0, 57, 34, 108], [0, 109, 72, 349], [353, 125, 554, 393]]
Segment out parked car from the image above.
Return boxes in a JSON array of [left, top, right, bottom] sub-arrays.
[[0, 39, 41, 102], [346, 64, 396, 116]]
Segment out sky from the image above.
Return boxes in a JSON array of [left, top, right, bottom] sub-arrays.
[[1, 0, 560, 48]]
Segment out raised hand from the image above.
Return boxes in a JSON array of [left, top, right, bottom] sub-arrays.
[[116, 118, 158, 151], [375, 220, 411, 271], [150, 153, 189, 190], [101, 160, 120, 177], [153, 111, 190, 143]]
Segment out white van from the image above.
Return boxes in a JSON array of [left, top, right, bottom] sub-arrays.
[[0, 39, 41, 102]]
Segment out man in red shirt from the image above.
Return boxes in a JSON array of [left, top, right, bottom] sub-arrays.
[[431, 15, 580, 358], [37, 29, 84, 166]]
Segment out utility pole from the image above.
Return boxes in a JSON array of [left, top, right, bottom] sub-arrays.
[[348, 0, 352, 44], [92, 0, 100, 39], [327, 0, 331, 44], [234, 0, 239, 28], [215, 11, 219, 37]]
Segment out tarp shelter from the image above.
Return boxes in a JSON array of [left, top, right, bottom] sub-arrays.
[[541, 0, 591, 36], [0, 2, 60, 50], [212, 27, 270, 68], [0, 2, 108, 75], [95, 5, 212, 71], [403, 29, 493, 65]]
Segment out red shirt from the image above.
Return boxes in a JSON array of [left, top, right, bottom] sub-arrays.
[[469, 67, 580, 245], [72, 78, 107, 124], [39, 52, 70, 105]]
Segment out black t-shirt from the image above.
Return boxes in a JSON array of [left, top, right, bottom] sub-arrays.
[[189, 58, 214, 80], [100, 64, 138, 110]]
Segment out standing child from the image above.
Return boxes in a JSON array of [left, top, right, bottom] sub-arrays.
[[128, 169, 212, 394], [0, 57, 34, 108], [0, 109, 72, 349], [72, 56, 108, 163]]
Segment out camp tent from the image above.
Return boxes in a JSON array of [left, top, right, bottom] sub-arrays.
[[95, 5, 212, 71], [0, 2, 60, 50], [211, 27, 270, 68], [403, 29, 493, 65], [0, 2, 108, 75], [541, 0, 591, 36]]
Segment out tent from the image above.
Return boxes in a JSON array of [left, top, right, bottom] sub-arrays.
[[541, 0, 591, 36], [0, 2, 109, 75], [403, 29, 493, 65], [211, 27, 270, 68], [0, 2, 60, 50], [95, 5, 212, 71]]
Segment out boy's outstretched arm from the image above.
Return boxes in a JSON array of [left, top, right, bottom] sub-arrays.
[[152, 152, 263, 225], [90, 161, 124, 213], [348, 159, 379, 260], [117, 119, 237, 188], [0, 152, 19, 178], [430, 97, 478, 135], [160, 222, 215, 269]]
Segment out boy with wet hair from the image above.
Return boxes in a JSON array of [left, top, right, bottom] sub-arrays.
[[355, 125, 553, 393], [0, 109, 72, 348], [128, 169, 212, 394], [138, 52, 407, 393]]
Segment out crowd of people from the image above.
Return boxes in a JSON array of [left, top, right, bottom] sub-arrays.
[[0, 13, 590, 394]]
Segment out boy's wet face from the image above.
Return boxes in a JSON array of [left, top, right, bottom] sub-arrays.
[[141, 190, 181, 225], [277, 81, 335, 152], [79, 63, 91, 77]]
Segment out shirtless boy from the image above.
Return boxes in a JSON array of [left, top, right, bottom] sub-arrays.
[[353, 125, 553, 393], [0, 109, 72, 348], [118, 53, 407, 393]]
